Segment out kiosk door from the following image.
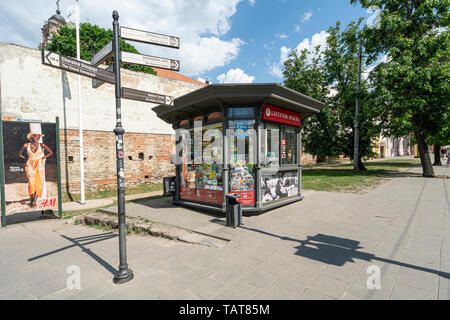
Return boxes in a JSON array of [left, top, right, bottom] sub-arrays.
[[228, 120, 256, 206]]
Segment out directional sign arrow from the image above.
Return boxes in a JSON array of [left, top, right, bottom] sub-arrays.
[[42, 49, 115, 84], [91, 41, 113, 66], [121, 51, 180, 71], [121, 87, 174, 106], [44, 50, 60, 67], [120, 26, 180, 49]]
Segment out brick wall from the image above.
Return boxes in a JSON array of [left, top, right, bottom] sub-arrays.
[[60, 129, 175, 192]]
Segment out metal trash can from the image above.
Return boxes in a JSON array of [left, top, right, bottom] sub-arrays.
[[226, 193, 242, 228], [163, 176, 176, 197]]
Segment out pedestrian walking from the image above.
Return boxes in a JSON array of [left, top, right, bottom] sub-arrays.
[[446, 147, 450, 166]]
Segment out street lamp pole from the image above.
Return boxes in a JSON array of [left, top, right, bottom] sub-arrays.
[[353, 37, 362, 172], [112, 10, 133, 284]]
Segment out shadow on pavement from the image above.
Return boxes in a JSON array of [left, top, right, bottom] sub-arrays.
[[240, 227, 450, 280], [28, 232, 118, 276], [5, 210, 58, 226], [242, 174, 450, 279], [129, 196, 174, 208]]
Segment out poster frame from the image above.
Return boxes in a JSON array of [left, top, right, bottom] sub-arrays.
[[0, 118, 62, 226]]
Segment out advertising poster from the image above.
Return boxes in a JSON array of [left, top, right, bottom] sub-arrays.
[[261, 171, 298, 203], [2, 121, 58, 215], [229, 165, 255, 205]]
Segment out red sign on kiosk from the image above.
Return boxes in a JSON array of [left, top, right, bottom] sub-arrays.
[[262, 104, 301, 127]]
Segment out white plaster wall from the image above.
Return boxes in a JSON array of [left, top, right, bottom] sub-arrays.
[[0, 43, 203, 134], [379, 135, 411, 157]]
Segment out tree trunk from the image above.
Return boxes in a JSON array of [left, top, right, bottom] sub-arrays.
[[415, 129, 434, 177], [358, 158, 367, 171], [434, 144, 441, 166]]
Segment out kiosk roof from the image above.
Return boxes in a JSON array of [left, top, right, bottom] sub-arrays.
[[152, 83, 324, 124]]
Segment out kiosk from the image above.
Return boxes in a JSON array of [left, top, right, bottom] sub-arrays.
[[153, 84, 324, 215]]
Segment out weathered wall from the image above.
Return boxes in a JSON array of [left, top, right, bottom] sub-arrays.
[[0, 42, 203, 134], [0, 42, 203, 193], [60, 129, 175, 192]]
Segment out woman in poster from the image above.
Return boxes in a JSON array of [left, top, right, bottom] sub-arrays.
[[18, 132, 54, 207]]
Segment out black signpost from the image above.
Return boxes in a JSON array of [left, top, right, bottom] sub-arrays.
[[91, 41, 113, 66], [111, 10, 134, 284], [41, 9, 180, 284], [121, 51, 180, 71], [120, 26, 180, 48], [91, 41, 114, 89], [121, 87, 174, 106], [92, 65, 114, 89], [42, 50, 115, 84]]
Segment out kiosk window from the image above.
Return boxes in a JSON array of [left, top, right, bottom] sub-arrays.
[[180, 123, 223, 205], [265, 123, 280, 165], [281, 127, 297, 165], [228, 108, 255, 118]]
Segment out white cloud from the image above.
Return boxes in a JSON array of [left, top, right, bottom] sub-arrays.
[[270, 46, 291, 77], [217, 68, 255, 83], [301, 10, 313, 23], [0, 0, 246, 76], [293, 25, 301, 32], [275, 33, 288, 39], [197, 77, 212, 84], [365, 5, 381, 30], [248, 0, 256, 6], [294, 30, 329, 57], [363, 54, 390, 80], [183, 37, 244, 75], [270, 31, 329, 78]]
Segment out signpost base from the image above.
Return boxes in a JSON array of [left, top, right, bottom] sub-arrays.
[[113, 268, 134, 284]]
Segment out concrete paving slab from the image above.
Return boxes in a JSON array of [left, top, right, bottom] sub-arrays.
[[298, 288, 335, 300], [308, 275, 351, 300], [62, 199, 113, 211]]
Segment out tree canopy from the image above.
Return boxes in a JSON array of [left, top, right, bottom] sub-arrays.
[[45, 23, 156, 75], [283, 20, 381, 170], [352, 0, 450, 176]]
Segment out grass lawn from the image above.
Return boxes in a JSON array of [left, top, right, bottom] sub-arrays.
[[62, 182, 163, 203], [62, 158, 420, 204], [302, 158, 421, 193]]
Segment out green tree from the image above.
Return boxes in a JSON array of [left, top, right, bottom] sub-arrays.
[[283, 20, 381, 170], [46, 23, 156, 75], [283, 47, 340, 162], [351, 0, 450, 176], [428, 119, 450, 165]]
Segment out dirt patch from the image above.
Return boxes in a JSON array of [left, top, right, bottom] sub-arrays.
[[71, 212, 229, 248]]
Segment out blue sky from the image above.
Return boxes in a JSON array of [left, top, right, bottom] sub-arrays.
[[215, 0, 370, 84], [0, 0, 373, 84]]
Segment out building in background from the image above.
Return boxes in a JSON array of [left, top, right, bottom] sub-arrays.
[[377, 134, 413, 158], [40, 8, 66, 49]]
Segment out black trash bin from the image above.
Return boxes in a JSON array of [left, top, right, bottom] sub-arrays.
[[163, 176, 176, 197], [226, 193, 242, 228]]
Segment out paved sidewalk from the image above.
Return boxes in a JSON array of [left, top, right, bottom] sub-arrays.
[[62, 199, 114, 212], [61, 191, 163, 213], [0, 165, 448, 300]]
